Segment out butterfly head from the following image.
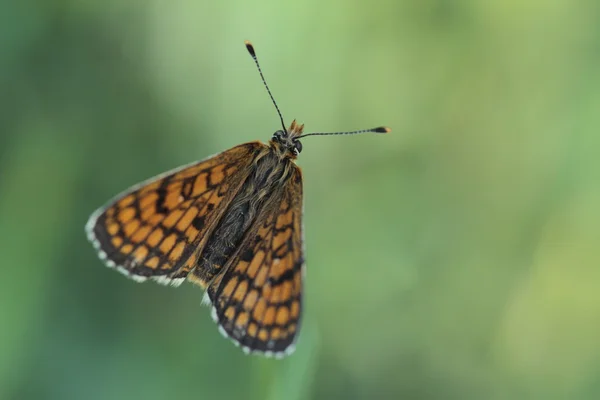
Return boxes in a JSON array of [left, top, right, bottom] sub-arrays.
[[246, 40, 390, 160], [271, 119, 304, 159]]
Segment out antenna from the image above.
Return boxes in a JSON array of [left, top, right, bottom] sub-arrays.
[[244, 40, 287, 133], [297, 126, 391, 139]]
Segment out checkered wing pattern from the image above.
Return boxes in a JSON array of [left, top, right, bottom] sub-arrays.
[[206, 166, 304, 357], [86, 142, 264, 286]]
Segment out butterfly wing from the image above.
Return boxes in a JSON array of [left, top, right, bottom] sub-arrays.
[[86, 142, 265, 286], [206, 165, 304, 357]]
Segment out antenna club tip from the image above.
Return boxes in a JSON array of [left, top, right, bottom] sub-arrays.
[[375, 126, 391, 133], [244, 40, 256, 57]]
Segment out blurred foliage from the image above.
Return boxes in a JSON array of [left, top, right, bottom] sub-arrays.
[[1, 1, 600, 399]]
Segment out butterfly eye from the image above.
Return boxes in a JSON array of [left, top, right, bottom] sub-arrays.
[[293, 140, 303, 154], [272, 130, 285, 140]]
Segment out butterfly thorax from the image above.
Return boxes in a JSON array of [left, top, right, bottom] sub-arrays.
[[269, 119, 304, 160], [194, 147, 296, 283]]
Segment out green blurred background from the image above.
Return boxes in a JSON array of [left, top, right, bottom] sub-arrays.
[[2, 1, 600, 399]]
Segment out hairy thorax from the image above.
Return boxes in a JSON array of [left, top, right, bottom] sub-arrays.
[[195, 150, 294, 281]]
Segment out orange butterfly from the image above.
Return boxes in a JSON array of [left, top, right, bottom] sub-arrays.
[[86, 41, 389, 358]]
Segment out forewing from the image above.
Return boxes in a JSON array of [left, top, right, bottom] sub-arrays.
[[207, 166, 304, 357], [86, 142, 264, 286]]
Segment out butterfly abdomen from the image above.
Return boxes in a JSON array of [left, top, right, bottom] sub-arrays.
[[193, 151, 292, 284]]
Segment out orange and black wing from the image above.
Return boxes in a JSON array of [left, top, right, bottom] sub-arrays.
[[86, 142, 265, 286], [206, 166, 304, 357]]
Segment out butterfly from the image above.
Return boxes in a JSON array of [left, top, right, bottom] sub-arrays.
[[86, 40, 390, 358]]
